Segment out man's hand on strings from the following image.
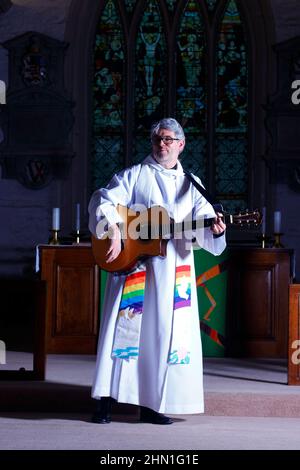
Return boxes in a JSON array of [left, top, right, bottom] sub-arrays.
[[211, 212, 226, 236], [106, 224, 122, 263]]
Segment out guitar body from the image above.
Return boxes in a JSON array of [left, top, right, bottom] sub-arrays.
[[91, 204, 261, 273], [91, 205, 170, 273]]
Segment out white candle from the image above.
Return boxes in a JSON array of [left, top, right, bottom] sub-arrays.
[[274, 210, 281, 233], [52, 207, 60, 230], [262, 206, 266, 234], [75, 203, 80, 231]]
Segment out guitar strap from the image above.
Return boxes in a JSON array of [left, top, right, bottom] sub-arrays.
[[184, 171, 223, 213]]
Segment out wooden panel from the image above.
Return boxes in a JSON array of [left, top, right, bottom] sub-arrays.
[[239, 266, 274, 339], [40, 246, 99, 354], [288, 284, 300, 385], [56, 266, 96, 336], [227, 248, 292, 358]]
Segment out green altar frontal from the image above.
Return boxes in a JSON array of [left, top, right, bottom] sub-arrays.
[[194, 248, 228, 357]]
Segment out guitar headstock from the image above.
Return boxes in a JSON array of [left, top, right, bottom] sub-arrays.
[[227, 209, 262, 227]]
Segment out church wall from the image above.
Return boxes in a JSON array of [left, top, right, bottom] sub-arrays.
[[272, 0, 300, 42], [268, 0, 300, 280], [0, 0, 72, 277]]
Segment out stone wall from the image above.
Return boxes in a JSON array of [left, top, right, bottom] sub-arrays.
[[268, 0, 300, 280], [272, 0, 300, 42], [0, 0, 71, 277]]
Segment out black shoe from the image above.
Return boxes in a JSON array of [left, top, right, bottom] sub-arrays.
[[140, 406, 173, 425], [91, 397, 112, 424]]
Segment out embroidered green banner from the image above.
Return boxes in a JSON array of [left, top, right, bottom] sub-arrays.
[[194, 248, 228, 357]]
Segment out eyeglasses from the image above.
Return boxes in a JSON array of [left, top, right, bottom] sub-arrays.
[[151, 136, 181, 146]]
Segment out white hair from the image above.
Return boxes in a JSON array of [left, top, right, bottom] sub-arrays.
[[150, 117, 185, 140]]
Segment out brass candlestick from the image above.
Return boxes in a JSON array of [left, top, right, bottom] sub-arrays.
[[49, 229, 60, 245], [273, 232, 284, 248]]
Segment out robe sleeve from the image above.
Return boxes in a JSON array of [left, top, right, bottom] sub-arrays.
[[190, 174, 226, 256], [88, 166, 140, 237]]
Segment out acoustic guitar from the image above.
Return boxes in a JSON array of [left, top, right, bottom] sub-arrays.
[[91, 204, 261, 274]]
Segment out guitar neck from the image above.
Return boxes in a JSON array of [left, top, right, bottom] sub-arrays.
[[171, 214, 232, 237], [121, 207, 260, 240]]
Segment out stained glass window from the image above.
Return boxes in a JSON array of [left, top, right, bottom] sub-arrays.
[[176, 0, 207, 180], [165, 0, 177, 11], [134, 0, 166, 163], [205, 0, 219, 12], [92, 0, 250, 211], [215, 0, 248, 212], [124, 0, 137, 13], [92, 0, 125, 189], [215, 137, 248, 212]]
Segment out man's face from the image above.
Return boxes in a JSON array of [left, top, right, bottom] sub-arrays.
[[152, 128, 185, 169]]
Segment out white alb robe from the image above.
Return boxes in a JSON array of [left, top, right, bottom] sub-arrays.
[[88, 155, 226, 414]]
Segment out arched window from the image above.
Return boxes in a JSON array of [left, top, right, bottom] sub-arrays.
[[93, 0, 125, 187], [134, 1, 167, 163], [92, 0, 250, 212]]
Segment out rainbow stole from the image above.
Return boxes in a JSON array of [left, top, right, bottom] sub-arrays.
[[118, 271, 146, 313], [173, 265, 192, 309], [168, 265, 192, 364], [112, 270, 146, 360], [112, 265, 192, 364]]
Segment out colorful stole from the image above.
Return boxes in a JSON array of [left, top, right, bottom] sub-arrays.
[[111, 270, 146, 360], [168, 265, 192, 364], [112, 265, 192, 364]]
